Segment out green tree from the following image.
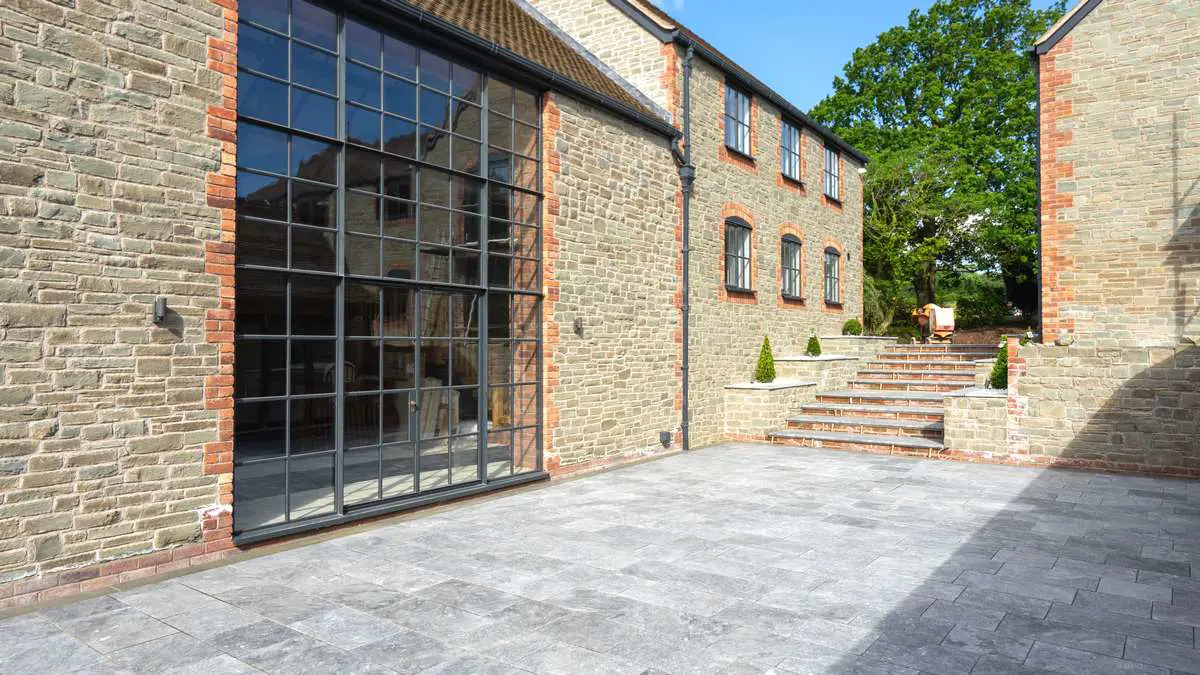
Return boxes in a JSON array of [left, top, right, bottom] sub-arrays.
[[811, 0, 1065, 317]]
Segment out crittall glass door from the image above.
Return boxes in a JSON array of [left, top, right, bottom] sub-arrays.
[[231, 0, 544, 541]]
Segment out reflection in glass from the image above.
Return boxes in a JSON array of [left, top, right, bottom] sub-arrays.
[[292, 43, 336, 93], [293, 0, 337, 50], [384, 76, 417, 119], [347, 105, 382, 147], [237, 219, 288, 269], [234, 459, 285, 530], [237, 172, 287, 222], [239, 123, 288, 174], [292, 89, 337, 137], [292, 136, 337, 184], [291, 397, 335, 453], [291, 340, 336, 394], [345, 339, 381, 391], [235, 400, 286, 461], [236, 340, 285, 398], [236, 269, 287, 335], [383, 116, 417, 158], [384, 35, 417, 79], [238, 72, 287, 125], [292, 276, 336, 334], [346, 19, 381, 66], [346, 63, 381, 108], [288, 452, 335, 520]]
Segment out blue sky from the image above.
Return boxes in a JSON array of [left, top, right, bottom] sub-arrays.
[[649, 0, 1065, 111]]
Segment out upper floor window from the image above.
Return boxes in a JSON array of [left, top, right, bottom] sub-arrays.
[[824, 247, 841, 304], [824, 145, 840, 201], [724, 84, 751, 156], [781, 235, 802, 299], [725, 217, 752, 292], [781, 122, 801, 182]]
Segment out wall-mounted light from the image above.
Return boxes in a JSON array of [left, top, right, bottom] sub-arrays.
[[659, 431, 672, 448], [153, 297, 168, 324], [573, 317, 584, 337]]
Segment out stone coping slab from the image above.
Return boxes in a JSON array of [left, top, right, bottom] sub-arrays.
[[775, 354, 857, 362], [945, 387, 1007, 399], [724, 379, 817, 391], [818, 335, 897, 341]]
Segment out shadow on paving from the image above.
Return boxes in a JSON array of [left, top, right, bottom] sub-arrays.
[[824, 346, 1200, 674]]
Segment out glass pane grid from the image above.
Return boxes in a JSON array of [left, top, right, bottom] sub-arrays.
[[234, 4, 542, 537]]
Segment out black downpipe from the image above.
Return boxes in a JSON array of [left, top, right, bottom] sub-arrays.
[[679, 44, 694, 451]]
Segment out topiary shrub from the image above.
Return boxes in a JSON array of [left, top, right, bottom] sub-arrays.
[[988, 341, 1008, 389], [804, 333, 822, 357], [841, 319, 863, 336], [754, 336, 776, 383]]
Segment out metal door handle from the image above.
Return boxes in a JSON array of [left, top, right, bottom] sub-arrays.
[[409, 399, 418, 413]]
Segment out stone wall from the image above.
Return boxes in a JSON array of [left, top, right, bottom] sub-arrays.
[[723, 381, 817, 440], [523, 0, 866, 450], [942, 391, 1007, 456], [1038, 0, 1200, 348], [1005, 343, 1200, 474], [680, 57, 866, 448], [524, 0, 674, 113], [0, 0, 231, 592], [542, 93, 682, 473], [774, 356, 860, 391]]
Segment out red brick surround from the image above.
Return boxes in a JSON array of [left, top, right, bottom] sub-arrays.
[[717, 78, 759, 174], [776, 222, 806, 308], [541, 93, 565, 474], [1038, 36, 1076, 340], [717, 202, 758, 304]]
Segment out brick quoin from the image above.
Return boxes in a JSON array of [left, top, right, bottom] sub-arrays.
[[541, 93, 564, 475], [1038, 36, 1076, 340]]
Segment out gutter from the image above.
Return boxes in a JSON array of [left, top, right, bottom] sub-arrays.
[[604, 0, 867, 164], [360, 0, 680, 139]]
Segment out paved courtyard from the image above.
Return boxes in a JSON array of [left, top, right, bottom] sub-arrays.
[[3, 443, 1200, 674]]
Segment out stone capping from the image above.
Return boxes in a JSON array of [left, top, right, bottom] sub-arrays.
[[724, 379, 817, 391], [945, 387, 1006, 399], [818, 335, 897, 341], [775, 354, 856, 362]]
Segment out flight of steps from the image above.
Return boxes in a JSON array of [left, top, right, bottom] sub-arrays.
[[768, 343, 993, 457]]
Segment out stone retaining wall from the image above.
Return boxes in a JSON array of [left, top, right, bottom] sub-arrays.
[[723, 381, 817, 440]]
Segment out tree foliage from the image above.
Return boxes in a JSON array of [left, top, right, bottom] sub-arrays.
[[811, 0, 1065, 317]]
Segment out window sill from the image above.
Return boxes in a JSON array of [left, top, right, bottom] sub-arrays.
[[725, 285, 755, 295], [781, 174, 804, 188], [781, 293, 805, 303], [724, 146, 755, 163], [823, 194, 842, 206], [824, 301, 843, 309]]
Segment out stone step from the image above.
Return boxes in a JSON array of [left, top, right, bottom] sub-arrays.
[[864, 359, 977, 371], [817, 389, 950, 407], [786, 414, 944, 439], [798, 402, 945, 422], [857, 368, 978, 380], [886, 343, 999, 352], [850, 379, 974, 393], [877, 351, 994, 363], [768, 428, 945, 456]]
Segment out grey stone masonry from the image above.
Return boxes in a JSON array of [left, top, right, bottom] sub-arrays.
[[0, 0, 225, 582]]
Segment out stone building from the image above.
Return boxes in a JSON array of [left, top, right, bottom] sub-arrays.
[[0, 0, 864, 602], [527, 0, 868, 451], [944, 0, 1200, 473]]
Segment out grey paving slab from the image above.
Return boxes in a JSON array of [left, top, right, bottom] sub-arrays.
[[5, 443, 1200, 674]]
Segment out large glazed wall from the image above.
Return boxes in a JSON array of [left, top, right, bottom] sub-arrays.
[[1039, 0, 1200, 348], [543, 93, 682, 472], [685, 56, 864, 447], [0, 0, 230, 590]]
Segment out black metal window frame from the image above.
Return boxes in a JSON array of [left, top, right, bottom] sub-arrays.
[[781, 235, 802, 300], [724, 217, 753, 292], [232, 0, 546, 543], [724, 84, 752, 156], [780, 121, 801, 182], [824, 246, 841, 305], [823, 145, 840, 201]]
